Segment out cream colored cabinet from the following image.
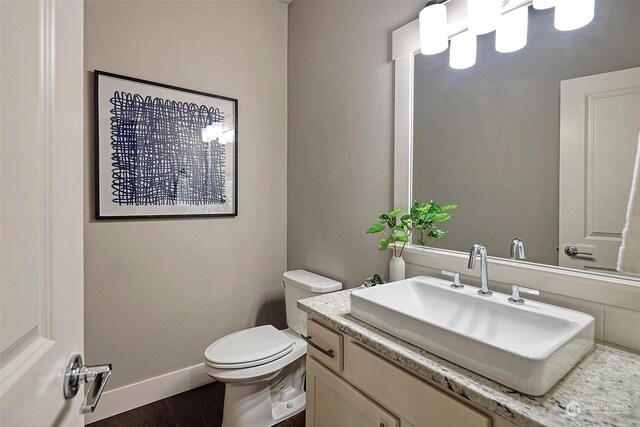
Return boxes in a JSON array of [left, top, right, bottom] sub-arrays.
[[305, 320, 518, 427], [306, 356, 399, 427]]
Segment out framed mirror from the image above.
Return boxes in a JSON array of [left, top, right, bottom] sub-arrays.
[[407, 0, 640, 281]]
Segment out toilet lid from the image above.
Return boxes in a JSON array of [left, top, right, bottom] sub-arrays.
[[205, 325, 294, 369]]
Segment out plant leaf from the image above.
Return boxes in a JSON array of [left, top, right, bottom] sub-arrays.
[[395, 235, 410, 243], [366, 223, 385, 234], [389, 208, 402, 217], [378, 238, 390, 251], [429, 229, 447, 239], [433, 213, 452, 222], [441, 204, 458, 211], [421, 213, 436, 222]]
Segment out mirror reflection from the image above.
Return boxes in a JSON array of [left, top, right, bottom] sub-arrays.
[[412, 0, 640, 278]]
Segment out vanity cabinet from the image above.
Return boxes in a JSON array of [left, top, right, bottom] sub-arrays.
[[306, 356, 399, 427], [305, 320, 517, 427]]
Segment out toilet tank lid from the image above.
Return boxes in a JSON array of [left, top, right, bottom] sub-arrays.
[[282, 270, 342, 293]]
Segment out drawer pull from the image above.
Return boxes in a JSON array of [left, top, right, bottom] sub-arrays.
[[301, 334, 335, 358]]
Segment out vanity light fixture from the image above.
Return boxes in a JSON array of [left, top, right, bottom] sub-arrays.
[[419, 2, 449, 55], [449, 31, 477, 69], [554, 0, 595, 31], [495, 5, 529, 53], [533, 0, 555, 9], [468, 0, 502, 35], [418, 0, 596, 69]]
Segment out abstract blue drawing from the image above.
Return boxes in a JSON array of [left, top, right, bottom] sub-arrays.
[[110, 92, 226, 206], [95, 71, 238, 219]]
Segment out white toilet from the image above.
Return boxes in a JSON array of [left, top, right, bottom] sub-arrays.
[[204, 270, 342, 427]]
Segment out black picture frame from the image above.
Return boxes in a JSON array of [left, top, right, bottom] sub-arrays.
[[93, 70, 238, 220]]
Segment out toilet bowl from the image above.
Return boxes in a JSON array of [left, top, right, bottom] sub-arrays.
[[204, 270, 341, 427]]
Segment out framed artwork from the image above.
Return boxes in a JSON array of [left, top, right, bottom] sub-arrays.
[[94, 71, 238, 219]]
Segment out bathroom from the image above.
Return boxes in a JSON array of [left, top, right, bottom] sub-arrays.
[[1, 0, 639, 426]]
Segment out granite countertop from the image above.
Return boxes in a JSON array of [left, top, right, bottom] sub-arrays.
[[298, 289, 640, 427]]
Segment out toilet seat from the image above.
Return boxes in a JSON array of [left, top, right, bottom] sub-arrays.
[[205, 329, 307, 383], [205, 325, 294, 369]]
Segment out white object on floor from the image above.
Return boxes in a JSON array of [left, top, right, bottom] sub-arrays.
[[618, 134, 640, 275], [204, 270, 341, 427]]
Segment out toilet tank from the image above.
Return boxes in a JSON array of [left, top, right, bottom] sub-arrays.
[[283, 270, 342, 336]]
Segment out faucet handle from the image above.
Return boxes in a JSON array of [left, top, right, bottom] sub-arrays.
[[442, 270, 464, 288], [508, 284, 539, 305]]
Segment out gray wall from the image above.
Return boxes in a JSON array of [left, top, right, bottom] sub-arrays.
[[413, 2, 640, 264], [287, 0, 424, 288], [85, 0, 288, 390]]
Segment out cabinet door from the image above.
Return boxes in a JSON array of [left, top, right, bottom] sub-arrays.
[[348, 341, 491, 427], [306, 356, 399, 427]]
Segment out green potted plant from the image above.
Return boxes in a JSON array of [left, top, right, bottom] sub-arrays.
[[366, 201, 456, 281], [366, 208, 410, 281], [411, 200, 457, 247]]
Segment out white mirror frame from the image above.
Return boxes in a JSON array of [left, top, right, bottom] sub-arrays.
[[392, 0, 640, 312]]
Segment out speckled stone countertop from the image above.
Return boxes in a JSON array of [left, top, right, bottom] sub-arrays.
[[298, 289, 640, 427]]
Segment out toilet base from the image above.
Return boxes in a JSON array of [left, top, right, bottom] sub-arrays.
[[221, 357, 306, 427]]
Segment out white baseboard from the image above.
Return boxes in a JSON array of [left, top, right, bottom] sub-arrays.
[[84, 362, 215, 424]]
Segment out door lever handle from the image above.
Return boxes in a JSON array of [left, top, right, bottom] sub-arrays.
[[564, 245, 593, 257], [64, 354, 112, 414]]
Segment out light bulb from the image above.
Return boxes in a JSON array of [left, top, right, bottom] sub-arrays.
[[533, 0, 555, 10], [467, 0, 501, 35], [554, 0, 595, 31], [496, 6, 529, 53], [419, 4, 448, 55], [449, 31, 477, 69]]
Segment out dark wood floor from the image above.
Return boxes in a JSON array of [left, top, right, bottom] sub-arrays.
[[88, 382, 305, 427]]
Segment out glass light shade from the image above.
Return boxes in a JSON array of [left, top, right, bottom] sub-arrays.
[[554, 0, 595, 31], [496, 6, 529, 53], [533, 0, 555, 10], [449, 31, 477, 69], [419, 4, 448, 55], [467, 0, 501, 35]]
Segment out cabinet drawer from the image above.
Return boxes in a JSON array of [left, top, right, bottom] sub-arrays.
[[305, 319, 343, 373], [348, 341, 491, 427], [306, 356, 398, 427]]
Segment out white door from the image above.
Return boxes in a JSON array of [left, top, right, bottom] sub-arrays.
[[559, 67, 640, 272], [1, 0, 87, 426]]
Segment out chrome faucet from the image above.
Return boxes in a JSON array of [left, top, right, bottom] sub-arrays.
[[510, 238, 526, 260], [508, 284, 539, 305], [468, 243, 492, 296]]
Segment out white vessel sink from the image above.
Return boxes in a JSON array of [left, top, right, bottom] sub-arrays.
[[350, 276, 595, 396]]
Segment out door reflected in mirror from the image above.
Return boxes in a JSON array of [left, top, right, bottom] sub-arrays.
[[412, 1, 640, 279]]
